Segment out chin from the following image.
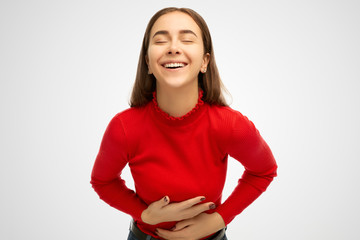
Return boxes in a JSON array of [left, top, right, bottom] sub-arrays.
[[157, 77, 197, 90]]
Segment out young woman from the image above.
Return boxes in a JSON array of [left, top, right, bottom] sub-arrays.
[[91, 7, 277, 240]]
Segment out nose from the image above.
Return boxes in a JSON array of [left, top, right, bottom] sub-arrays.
[[167, 41, 181, 55]]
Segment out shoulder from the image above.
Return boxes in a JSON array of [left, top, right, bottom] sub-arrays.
[[116, 104, 148, 117], [207, 104, 259, 141], [104, 104, 149, 140], [112, 104, 149, 123], [205, 104, 250, 141], [207, 104, 249, 126], [104, 104, 150, 136]]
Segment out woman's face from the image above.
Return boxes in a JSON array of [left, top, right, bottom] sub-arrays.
[[147, 11, 209, 90]]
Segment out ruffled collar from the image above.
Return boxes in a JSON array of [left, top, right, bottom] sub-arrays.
[[152, 90, 204, 121]]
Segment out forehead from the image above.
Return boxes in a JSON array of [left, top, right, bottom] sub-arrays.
[[150, 11, 201, 36]]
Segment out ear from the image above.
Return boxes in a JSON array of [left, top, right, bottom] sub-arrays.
[[145, 55, 152, 74], [201, 53, 210, 73], [202, 53, 210, 69]]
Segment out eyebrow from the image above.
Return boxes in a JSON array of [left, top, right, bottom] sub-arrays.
[[152, 29, 198, 38]]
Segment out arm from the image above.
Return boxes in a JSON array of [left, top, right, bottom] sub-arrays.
[[156, 212, 225, 240], [91, 114, 215, 223], [90, 114, 148, 221], [216, 112, 278, 225], [157, 112, 277, 239], [142, 196, 215, 225], [158, 112, 277, 239]]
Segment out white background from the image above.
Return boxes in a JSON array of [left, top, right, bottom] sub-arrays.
[[1, 0, 359, 239]]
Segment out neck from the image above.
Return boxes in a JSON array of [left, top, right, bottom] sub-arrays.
[[156, 84, 199, 118]]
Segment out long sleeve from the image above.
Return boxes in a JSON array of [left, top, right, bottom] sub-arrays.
[[216, 112, 278, 225], [90, 114, 148, 221]]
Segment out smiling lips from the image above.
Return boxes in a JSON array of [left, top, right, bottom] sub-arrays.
[[162, 62, 187, 69]]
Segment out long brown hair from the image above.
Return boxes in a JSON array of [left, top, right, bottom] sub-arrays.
[[130, 7, 228, 107]]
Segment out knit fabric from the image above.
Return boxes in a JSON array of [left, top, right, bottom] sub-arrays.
[[91, 92, 277, 237]]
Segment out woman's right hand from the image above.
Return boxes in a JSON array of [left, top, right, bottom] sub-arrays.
[[141, 196, 215, 225]]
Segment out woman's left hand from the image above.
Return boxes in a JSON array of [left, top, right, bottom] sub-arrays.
[[155, 212, 226, 240]]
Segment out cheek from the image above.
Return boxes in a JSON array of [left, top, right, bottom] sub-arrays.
[[147, 48, 164, 68], [186, 46, 205, 64], [148, 44, 165, 56], [191, 53, 206, 68], [147, 46, 156, 59], [147, 50, 154, 63]]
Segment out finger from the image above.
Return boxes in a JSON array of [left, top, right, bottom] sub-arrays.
[[156, 228, 185, 239], [176, 196, 206, 209], [155, 196, 170, 208], [155, 228, 170, 238], [172, 219, 192, 231], [181, 202, 215, 219]]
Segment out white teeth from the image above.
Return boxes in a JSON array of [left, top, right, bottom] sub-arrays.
[[164, 63, 185, 68]]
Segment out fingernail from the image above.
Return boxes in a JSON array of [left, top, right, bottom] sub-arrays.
[[164, 196, 168, 202], [209, 204, 216, 209], [170, 226, 176, 231], [200, 197, 206, 201]]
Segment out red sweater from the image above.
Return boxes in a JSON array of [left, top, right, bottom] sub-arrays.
[[91, 92, 277, 237]]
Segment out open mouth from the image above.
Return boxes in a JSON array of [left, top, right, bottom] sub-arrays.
[[162, 62, 187, 69]]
